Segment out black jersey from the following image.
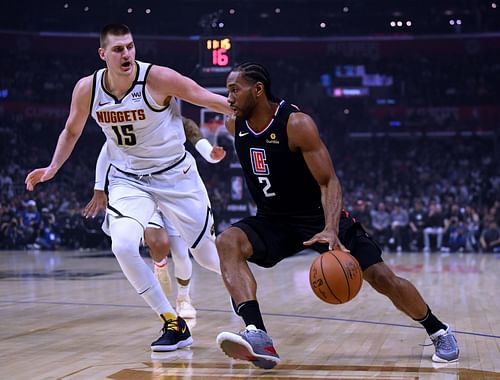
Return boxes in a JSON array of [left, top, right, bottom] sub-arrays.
[[234, 100, 323, 217]]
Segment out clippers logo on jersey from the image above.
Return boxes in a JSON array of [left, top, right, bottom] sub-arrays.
[[250, 148, 270, 175]]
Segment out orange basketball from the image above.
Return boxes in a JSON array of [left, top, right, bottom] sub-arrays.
[[309, 250, 363, 304]]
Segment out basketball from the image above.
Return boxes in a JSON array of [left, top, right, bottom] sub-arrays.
[[309, 250, 363, 304]]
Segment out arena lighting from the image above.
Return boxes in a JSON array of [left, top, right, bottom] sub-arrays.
[[83, 6, 89, 12], [406, 20, 412, 26], [390, 21, 396, 27], [492, 3, 497, 9], [145, 8, 151, 14], [450, 19, 455, 25], [63, 3, 69, 9], [456, 19, 462, 25], [343, 6, 349, 13], [397, 21, 403, 26], [218, 22, 224, 28], [275, 8, 281, 14], [229, 8, 235, 14], [127, 8, 133, 14], [320, 22, 326, 28]]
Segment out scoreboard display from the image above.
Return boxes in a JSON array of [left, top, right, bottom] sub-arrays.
[[199, 37, 233, 75]]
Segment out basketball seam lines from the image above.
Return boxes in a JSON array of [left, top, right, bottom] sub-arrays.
[[321, 254, 342, 303], [330, 251, 350, 302]]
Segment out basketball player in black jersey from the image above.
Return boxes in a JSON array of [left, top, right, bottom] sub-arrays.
[[215, 63, 459, 369]]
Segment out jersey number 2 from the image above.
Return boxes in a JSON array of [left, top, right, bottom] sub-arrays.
[[112, 124, 137, 146], [258, 177, 276, 197]]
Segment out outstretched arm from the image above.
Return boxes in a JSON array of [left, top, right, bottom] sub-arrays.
[[25, 75, 93, 191], [182, 116, 226, 163], [288, 113, 345, 251], [149, 66, 231, 115]]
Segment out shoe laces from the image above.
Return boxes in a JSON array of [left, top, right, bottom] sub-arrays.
[[421, 331, 454, 349], [433, 332, 456, 351], [242, 326, 268, 341], [161, 318, 179, 333]]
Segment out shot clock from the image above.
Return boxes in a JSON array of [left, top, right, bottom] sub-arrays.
[[199, 37, 233, 75]]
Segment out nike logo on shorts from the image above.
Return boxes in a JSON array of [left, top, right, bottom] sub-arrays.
[[183, 165, 192, 174]]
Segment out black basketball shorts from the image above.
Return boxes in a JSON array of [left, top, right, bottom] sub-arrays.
[[232, 209, 383, 270]]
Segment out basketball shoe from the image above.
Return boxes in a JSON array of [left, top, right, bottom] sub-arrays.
[[430, 324, 459, 363], [216, 325, 280, 369], [154, 263, 172, 296], [176, 295, 197, 319], [151, 315, 193, 352]]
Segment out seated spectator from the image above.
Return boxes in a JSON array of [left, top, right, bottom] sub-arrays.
[[390, 203, 409, 252], [353, 199, 373, 234], [442, 216, 467, 253], [423, 201, 445, 253], [370, 202, 391, 249], [1, 216, 26, 249], [409, 199, 427, 251], [21, 200, 42, 245], [463, 206, 480, 252], [479, 218, 500, 253], [34, 209, 61, 250]]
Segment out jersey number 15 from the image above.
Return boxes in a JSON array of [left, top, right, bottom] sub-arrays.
[[112, 124, 137, 146]]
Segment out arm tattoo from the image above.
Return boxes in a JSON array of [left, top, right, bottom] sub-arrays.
[[182, 117, 202, 145]]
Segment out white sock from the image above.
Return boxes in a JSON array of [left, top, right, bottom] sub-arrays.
[[177, 282, 191, 298]]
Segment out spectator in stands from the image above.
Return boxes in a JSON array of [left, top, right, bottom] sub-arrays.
[[21, 200, 41, 246], [353, 199, 373, 234], [441, 216, 467, 253], [409, 199, 427, 251], [370, 201, 391, 249], [423, 201, 445, 253], [479, 217, 500, 253], [390, 202, 410, 252], [32, 208, 60, 250], [463, 206, 480, 252], [1, 216, 26, 249]]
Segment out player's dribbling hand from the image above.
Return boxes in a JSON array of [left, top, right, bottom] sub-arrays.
[[303, 231, 350, 252], [25, 167, 58, 191], [83, 190, 107, 218], [210, 146, 226, 162]]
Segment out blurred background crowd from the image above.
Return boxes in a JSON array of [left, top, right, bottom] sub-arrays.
[[1, 0, 499, 253]]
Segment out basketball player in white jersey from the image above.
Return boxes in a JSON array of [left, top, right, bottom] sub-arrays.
[[25, 23, 231, 352], [84, 117, 226, 319]]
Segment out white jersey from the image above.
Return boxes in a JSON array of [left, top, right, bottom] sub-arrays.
[[90, 60, 186, 175]]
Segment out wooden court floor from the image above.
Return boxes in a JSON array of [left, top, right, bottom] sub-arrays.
[[1, 249, 499, 379]]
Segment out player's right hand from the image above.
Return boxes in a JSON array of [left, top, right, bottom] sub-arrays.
[[210, 145, 227, 162], [25, 166, 58, 191], [83, 190, 108, 218]]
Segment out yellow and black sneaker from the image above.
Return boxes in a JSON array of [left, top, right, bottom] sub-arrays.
[[151, 314, 193, 352]]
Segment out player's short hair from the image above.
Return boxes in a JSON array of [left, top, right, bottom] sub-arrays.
[[233, 62, 278, 101], [100, 23, 132, 47]]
